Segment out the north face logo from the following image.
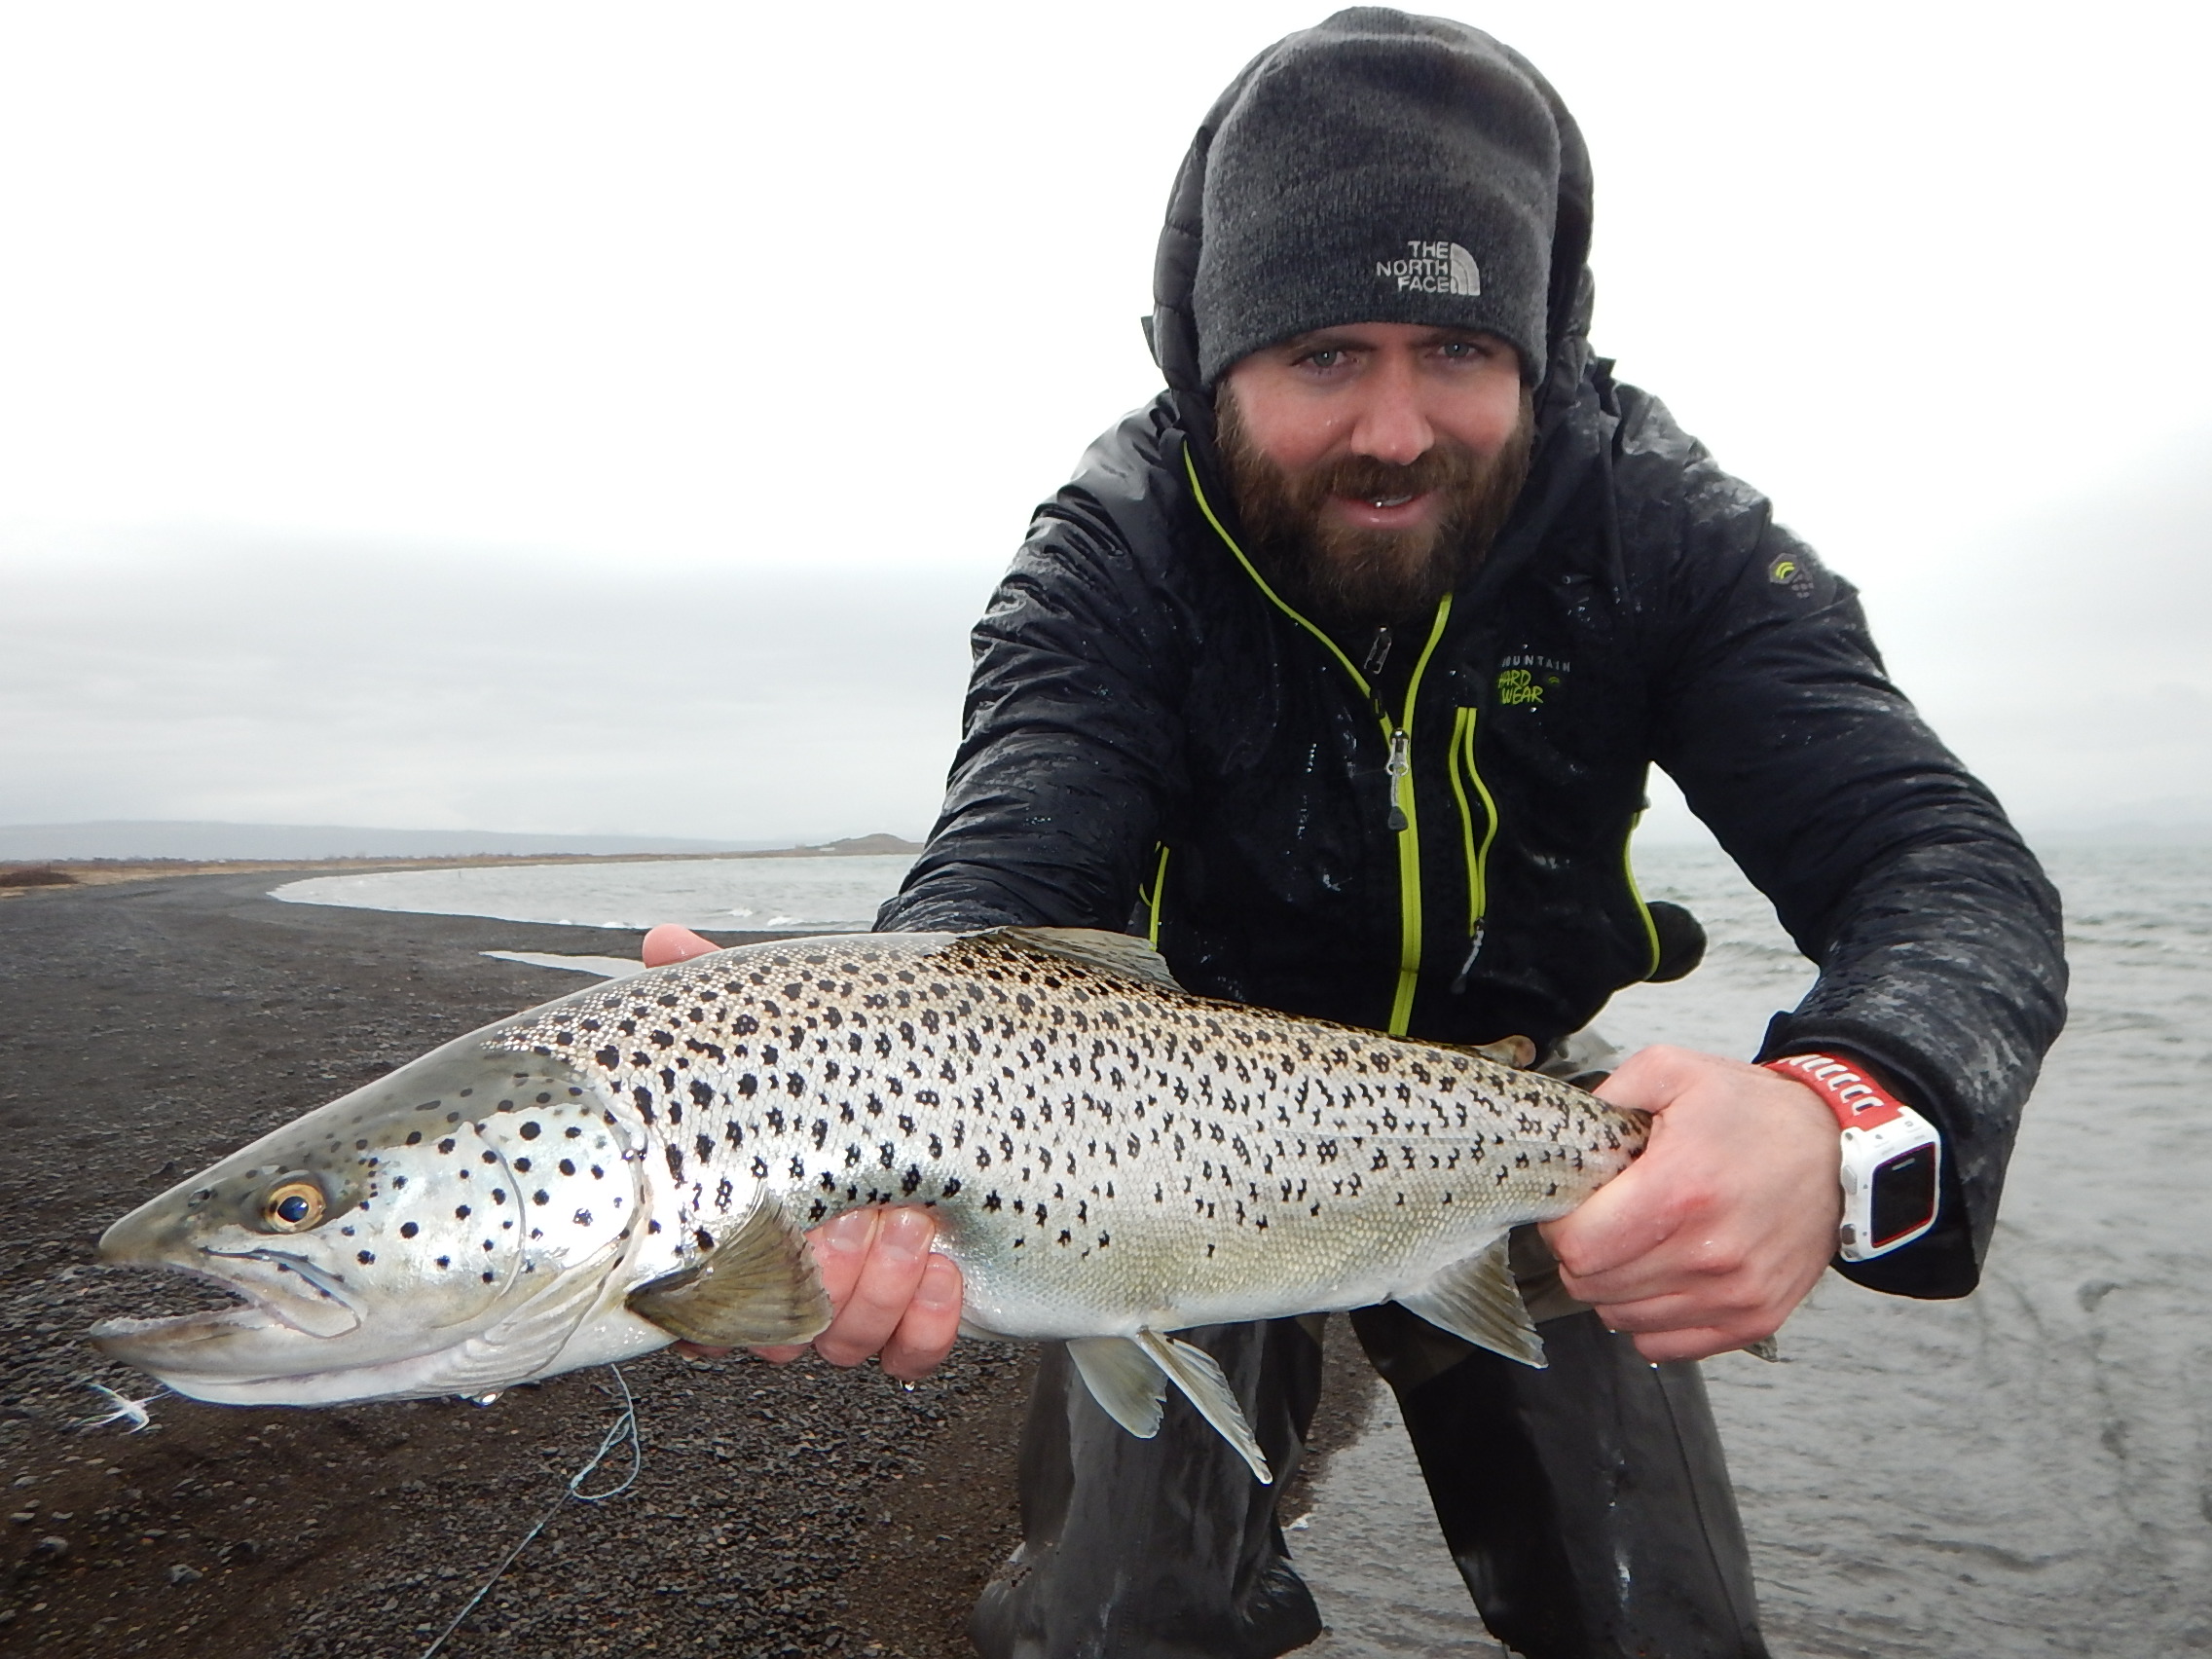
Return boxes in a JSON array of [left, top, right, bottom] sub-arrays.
[[1375, 240, 1480, 296]]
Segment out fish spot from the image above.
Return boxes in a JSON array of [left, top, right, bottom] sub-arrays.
[[514, 1158, 532, 1173], [456, 1204, 471, 1219], [560, 1159, 576, 1177], [534, 1190, 549, 1205], [573, 1209, 593, 1227], [436, 1255, 451, 1268], [481, 1272, 496, 1283], [438, 1139, 456, 1155], [400, 1222, 419, 1238], [521, 1122, 541, 1140]]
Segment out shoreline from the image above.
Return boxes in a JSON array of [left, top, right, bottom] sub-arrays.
[[0, 833, 925, 901]]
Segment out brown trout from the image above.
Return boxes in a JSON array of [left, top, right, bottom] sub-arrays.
[[92, 928, 1646, 1480]]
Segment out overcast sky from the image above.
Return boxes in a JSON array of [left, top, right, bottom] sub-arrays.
[[2, 1, 2207, 846]]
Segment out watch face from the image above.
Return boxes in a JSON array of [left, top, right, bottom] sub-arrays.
[[1868, 1142, 1939, 1248]]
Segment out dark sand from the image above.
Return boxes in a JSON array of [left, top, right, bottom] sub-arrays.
[[0, 870, 1370, 1656]]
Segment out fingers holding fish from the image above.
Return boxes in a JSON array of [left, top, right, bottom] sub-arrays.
[[1542, 1045, 1840, 1362], [642, 923, 722, 968]]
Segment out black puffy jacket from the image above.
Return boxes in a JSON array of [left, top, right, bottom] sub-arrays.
[[878, 42, 2065, 1300]]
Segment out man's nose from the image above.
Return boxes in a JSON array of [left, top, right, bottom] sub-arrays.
[[1346, 354, 1434, 465]]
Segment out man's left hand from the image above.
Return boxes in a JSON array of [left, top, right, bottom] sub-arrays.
[[1539, 1045, 1841, 1363]]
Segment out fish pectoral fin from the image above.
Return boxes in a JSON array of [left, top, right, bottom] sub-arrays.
[[1066, 1336, 1168, 1440], [984, 927, 1185, 990], [625, 1195, 831, 1348], [1135, 1330, 1273, 1486], [1395, 1236, 1548, 1369]]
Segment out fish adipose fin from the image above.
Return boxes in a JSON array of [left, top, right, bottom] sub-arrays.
[[1461, 1034, 1537, 1069], [1395, 1235, 1548, 1369], [986, 927, 1185, 990], [1065, 1331, 1274, 1484], [626, 1195, 831, 1348]]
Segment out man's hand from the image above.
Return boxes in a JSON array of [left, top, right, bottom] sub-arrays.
[[1539, 1045, 1841, 1363], [642, 923, 966, 1382]]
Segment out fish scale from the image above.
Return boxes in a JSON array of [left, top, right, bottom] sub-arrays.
[[491, 931, 1641, 1341], [92, 927, 1646, 1479]]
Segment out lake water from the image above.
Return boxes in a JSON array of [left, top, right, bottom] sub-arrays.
[[276, 840, 2212, 1655]]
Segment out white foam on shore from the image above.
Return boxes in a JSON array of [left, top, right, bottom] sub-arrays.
[[481, 950, 646, 979]]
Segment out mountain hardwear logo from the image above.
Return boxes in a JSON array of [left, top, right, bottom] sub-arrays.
[[1376, 240, 1480, 296]]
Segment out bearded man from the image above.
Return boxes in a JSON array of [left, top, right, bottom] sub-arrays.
[[653, 11, 2065, 1656]]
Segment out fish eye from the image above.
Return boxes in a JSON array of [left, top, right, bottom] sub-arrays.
[[262, 1179, 326, 1233]]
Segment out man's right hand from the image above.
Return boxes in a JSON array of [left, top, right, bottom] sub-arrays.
[[641, 923, 966, 1383]]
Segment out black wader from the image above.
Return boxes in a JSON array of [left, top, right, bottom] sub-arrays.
[[972, 1289, 1768, 1658]]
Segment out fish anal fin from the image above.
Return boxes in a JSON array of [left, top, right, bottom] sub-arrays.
[[1395, 1235, 1548, 1369], [1066, 1336, 1168, 1439], [626, 1195, 830, 1347], [1136, 1330, 1273, 1485], [984, 927, 1184, 990]]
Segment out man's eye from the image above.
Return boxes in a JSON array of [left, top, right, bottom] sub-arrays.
[[1304, 350, 1344, 370]]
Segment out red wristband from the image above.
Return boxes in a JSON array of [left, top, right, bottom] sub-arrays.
[[1761, 1052, 1907, 1130]]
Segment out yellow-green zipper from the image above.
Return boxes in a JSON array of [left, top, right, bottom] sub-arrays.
[[1445, 706, 1501, 992], [1622, 806, 1662, 977], [1140, 843, 1170, 949], [1186, 449, 1448, 1035]]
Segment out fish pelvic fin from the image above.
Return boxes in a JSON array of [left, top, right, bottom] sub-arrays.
[[982, 927, 1184, 990], [1065, 1331, 1274, 1484], [1065, 1335, 1168, 1440], [625, 1194, 831, 1348], [1395, 1235, 1548, 1369]]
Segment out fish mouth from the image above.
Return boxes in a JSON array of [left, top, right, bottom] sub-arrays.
[[90, 1246, 365, 1375]]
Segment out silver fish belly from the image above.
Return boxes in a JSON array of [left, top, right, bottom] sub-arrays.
[[92, 927, 1645, 1481]]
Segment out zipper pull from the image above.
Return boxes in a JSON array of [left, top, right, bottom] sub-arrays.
[[1363, 626, 1393, 677], [1384, 727, 1410, 831], [1450, 921, 1487, 995]]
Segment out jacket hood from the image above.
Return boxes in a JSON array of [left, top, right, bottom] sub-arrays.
[[1148, 9, 1595, 444]]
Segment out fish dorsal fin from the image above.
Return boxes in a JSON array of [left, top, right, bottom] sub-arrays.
[[625, 1193, 832, 1348], [1135, 1330, 1272, 1485], [985, 927, 1184, 990], [1066, 1335, 1168, 1439], [1395, 1235, 1548, 1369]]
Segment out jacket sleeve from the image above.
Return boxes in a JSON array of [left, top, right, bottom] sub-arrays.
[[1622, 397, 2067, 1300], [875, 473, 1194, 937]]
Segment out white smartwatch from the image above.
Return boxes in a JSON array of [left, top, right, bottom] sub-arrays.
[[1762, 1052, 1942, 1262]]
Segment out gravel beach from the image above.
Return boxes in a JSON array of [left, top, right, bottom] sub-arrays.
[[0, 870, 1055, 1657], [0, 868, 1380, 1658]]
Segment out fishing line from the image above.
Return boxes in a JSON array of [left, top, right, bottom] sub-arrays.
[[417, 1365, 641, 1659]]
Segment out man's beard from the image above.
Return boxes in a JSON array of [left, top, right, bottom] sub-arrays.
[[1215, 387, 1535, 630]]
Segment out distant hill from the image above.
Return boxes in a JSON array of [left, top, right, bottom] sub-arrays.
[[0, 821, 787, 862]]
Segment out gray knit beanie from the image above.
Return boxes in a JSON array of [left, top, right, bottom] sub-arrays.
[[1193, 9, 1561, 388]]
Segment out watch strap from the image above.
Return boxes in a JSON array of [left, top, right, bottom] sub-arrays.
[[1761, 1052, 1907, 1130]]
